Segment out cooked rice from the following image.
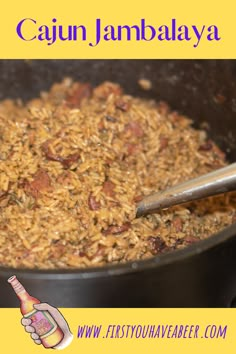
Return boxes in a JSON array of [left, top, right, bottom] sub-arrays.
[[0, 79, 235, 269]]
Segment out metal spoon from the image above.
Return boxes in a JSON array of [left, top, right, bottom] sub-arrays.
[[136, 163, 236, 218]]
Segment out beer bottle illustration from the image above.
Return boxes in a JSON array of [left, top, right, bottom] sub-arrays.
[[8, 275, 64, 348]]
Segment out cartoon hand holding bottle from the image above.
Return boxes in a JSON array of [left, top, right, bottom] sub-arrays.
[[8, 276, 73, 350]]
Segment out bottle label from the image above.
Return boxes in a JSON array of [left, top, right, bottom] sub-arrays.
[[24, 310, 58, 339]]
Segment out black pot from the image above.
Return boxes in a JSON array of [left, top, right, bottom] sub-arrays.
[[0, 60, 236, 308]]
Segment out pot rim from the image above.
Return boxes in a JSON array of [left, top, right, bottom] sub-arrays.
[[1, 222, 236, 280]]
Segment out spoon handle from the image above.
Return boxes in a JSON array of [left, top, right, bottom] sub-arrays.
[[136, 163, 236, 217]]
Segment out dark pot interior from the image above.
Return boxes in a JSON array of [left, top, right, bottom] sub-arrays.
[[0, 60, 236, 308]]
